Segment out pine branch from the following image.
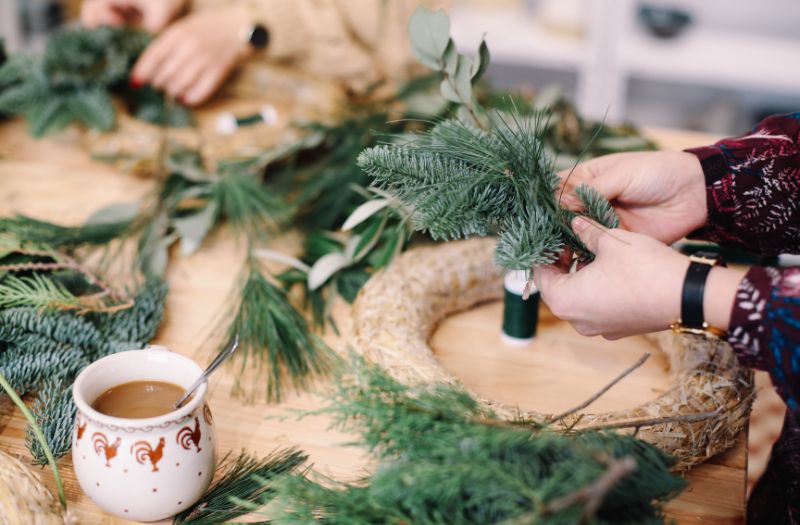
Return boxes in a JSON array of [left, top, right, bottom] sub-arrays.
[[28, 374, 78, 463], [266, 358, 685, 524], [0, 274, 81, 310], [227, 265, 335, 402], [212, 172, 290, 239], [173, 449, 307, 525]]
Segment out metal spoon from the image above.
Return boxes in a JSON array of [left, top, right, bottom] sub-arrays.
[[174, 334, 239, 409]]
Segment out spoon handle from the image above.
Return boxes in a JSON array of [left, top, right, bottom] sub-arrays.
[[175, 334, 239, 409]]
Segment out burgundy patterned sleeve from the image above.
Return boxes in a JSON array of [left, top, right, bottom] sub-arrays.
[[685, 112, 800, 255]]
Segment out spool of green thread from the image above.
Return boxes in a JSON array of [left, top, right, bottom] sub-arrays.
[[502, 271, 539, 345]]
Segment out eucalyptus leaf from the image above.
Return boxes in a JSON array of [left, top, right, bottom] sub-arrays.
[[409, 6, 451, 68], [341, 199, 390, 232], [172, 202, 217, 256], [471, 38, 490, 84], [308, 252, 351, 291], [352, 214, 387, 262], [86, 201, 140, 225], [253, 249, 311, 273]]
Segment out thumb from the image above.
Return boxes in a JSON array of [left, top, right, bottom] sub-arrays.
[[572, 216, 607, 254]]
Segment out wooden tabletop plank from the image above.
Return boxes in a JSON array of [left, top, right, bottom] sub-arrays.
[[0, 119, 744, 524]]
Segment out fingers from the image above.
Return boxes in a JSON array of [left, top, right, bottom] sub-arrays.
[[181, 62, 230, 106], [571, 216, 607, 254], [81, 1, 126, 27], [131, 28, 182, 84]]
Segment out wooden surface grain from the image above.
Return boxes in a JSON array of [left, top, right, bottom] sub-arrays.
[[0, 119, 747, 524]]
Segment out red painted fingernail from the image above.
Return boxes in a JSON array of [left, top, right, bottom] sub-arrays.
[[128, 77, 143, 89]]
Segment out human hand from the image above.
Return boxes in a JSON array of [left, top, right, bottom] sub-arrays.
[[560, 151, 707, 245], [81, 0, 187, 33], [534, 216, 690, 339], [130, 7, 253, 106]]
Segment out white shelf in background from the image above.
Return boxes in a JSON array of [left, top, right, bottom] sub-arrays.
[[449, 5, 587, 72], [621, 27, 800, 96]]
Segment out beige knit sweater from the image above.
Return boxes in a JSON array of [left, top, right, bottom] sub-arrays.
[[193, 0, 446, 95]]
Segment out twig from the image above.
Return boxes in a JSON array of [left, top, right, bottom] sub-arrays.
[[498, 455, 637, 525], [576, 411, 719, 432], [550, 353, 651, 422], [545, 455, 637, 522]]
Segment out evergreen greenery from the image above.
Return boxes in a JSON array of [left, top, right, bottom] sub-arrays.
[[227, 264, 335, 402], [0, 279, 166, 462], [263, 359, 685, 524], [173, 449, 307, 525], [0, 26, 191, 136]]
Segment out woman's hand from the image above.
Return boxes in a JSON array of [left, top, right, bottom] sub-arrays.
[[130, 7, 253, 106], [534, 217, 688, 339], [535, 217, 745, 339], [560, 151, 707, 244], [81, 0, 187, 33]]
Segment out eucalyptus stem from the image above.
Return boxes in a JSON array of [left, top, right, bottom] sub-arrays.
[[0, 372, 67, 510]]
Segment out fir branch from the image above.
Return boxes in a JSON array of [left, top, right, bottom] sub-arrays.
[[28, 374, 78, 463], [0, 372, 67, 510], [227, 265, 335, 402], [574, 184, 620, 229], [173, 449, 307, 525], [266, 359, 685, 525]]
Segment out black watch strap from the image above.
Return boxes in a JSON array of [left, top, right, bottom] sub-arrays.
[[680, 251, 723, 329]]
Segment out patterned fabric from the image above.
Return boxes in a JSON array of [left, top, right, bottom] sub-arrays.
[[686, 112, 800, 524]]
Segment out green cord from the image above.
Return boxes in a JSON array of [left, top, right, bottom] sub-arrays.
[[0, 372, 67, 510]]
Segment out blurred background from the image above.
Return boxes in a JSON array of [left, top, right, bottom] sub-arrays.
[[3, 0, 799, 135]]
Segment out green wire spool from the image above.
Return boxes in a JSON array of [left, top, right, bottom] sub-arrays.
[[502, 271, 539, 345]]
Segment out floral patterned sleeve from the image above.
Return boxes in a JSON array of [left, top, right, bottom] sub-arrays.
[[684, 113, 800, 412], [686, 114, 800, 521]]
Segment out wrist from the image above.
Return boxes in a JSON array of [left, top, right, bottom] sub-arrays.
[[703, 266, 747, 331], [677, 151, 709, 233]]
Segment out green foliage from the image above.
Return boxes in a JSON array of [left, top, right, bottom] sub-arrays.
[[0, 26, 191, 136], [0, 274, 80, 310], [266, 360, 685, 525], [227, 265, 335, 402], [212, 171, 290, 239], [0, 279, 167, 463], [0, 214, 132, 250], [575, 184, 620, 229], [359, 115, 601, 269], [173, 449, 307, 525]]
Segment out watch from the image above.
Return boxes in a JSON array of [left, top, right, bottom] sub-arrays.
[[243, 23, 269, 50], [670, 251, 727, 338]]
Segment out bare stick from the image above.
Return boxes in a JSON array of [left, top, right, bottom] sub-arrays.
[[550, 353, 651, 422], [545, 456, 637, 521], [577, 411, 719, 432]]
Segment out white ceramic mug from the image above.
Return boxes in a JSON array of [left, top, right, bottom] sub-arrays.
[[72, 346, 216, 522]]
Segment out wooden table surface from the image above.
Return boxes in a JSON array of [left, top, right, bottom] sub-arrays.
[[0, 116, 746, 524]]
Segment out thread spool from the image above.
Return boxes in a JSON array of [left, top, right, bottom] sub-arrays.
[[501, 270, 539, 346], [215, 104, 279, 135]]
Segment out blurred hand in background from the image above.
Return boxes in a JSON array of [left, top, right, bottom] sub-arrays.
[[81, 0, 187, 33]]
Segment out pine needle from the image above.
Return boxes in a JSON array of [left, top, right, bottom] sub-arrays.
[[227, 266, 336, 402], [174, 449, 307, 525]]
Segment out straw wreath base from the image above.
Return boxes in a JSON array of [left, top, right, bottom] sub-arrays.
[[350, 238, 753, 469]]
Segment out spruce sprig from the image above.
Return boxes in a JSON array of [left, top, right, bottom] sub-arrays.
[[265, 359, 685, 525], [173, 449, 307, 525], [358, 114, 602, 269]]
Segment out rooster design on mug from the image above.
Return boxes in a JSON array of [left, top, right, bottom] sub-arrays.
[[93, 432, 122, 467], [131, 437, 165, 472], [76, 415, 87, 442], [176, 417, 202, 453]]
